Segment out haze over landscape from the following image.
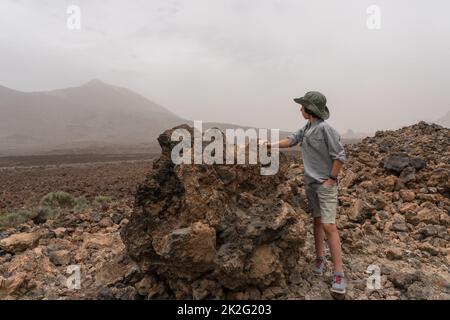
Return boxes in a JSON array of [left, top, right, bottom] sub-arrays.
[[0, 79, 184, 155], [0, 79, 300, 155], [0, 1, 449, 302], [0, 0, 449, 147]]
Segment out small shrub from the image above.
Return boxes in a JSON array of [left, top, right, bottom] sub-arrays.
[[40, 191, 76, 209], [93, 196, 113, 208], [38, 206, 60, 220], [0, 209, 36, 229], [0, 192, 115, 229], [74, 196, 90, 213]]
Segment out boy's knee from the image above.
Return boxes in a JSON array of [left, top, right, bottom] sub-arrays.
[[322, 223, 337, 234]]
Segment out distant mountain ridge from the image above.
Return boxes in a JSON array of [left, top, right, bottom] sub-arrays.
[[435, 111, 450, 128], [0, 80, 356, 156], [0, 80, 185, 155]]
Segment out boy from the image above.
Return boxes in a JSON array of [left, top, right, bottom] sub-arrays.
[[261, 91, 347, 294]]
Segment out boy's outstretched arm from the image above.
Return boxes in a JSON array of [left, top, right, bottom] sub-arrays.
[[259, 138, 292, 148], [259, 127, 304, 149]]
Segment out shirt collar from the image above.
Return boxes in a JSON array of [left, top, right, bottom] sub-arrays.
[[307, 119, 323, 129]]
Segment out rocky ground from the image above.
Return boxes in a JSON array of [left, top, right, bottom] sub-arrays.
[[0, 121, 449, 300], [0, 160, 153, 213]]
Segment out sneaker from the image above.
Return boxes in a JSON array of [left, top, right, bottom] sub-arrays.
[[312, 257, 326, 276], [331, 272, 347, 294]]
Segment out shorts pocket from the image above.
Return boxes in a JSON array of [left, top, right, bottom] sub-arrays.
[[319, 182, 338, 192]]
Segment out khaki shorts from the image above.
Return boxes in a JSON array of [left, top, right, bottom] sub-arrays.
[[305, 181, 338, 224]]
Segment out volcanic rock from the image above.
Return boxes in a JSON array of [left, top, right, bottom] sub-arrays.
[[121, 125, 308, 298]]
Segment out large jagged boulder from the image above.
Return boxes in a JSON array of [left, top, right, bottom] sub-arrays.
[[121, 125, 308, 299]]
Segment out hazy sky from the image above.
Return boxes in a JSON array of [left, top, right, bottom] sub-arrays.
[[1, 0, 449, 133]]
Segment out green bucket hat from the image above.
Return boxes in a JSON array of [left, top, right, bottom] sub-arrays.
[[293, 91, 330, 120]]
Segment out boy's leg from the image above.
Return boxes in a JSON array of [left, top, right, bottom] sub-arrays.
[[323, 223, 346, 294], [322, 224, 344, 273], [306, 183, 328, 275], [313, 217, 325, 258], [314, 183, 347, 293], [316, 184, 344, 273], [305, 183, 324, 257]]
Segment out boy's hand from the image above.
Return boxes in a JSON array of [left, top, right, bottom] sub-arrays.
[[323, 178, 336, 187], [258, 139, 269, 147]]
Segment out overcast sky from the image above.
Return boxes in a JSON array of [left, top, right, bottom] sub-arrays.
[[1, 0, 449, 133]]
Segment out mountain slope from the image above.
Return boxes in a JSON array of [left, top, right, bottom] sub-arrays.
[[435, 110, 450, 128], [0, 80, 185, 155]]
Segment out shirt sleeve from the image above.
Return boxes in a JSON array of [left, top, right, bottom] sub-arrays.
[[287, 127, 304, 147], [322, 125, 346, 162]]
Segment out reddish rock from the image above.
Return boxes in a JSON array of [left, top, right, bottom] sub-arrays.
[[400, 202, 419, 214], [399, 190, 416, 202], [386, 247, 403, 260], [381, 175, 399, 192]]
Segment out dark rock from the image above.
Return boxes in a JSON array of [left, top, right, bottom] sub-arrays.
[[121, 125, 307, 298], [0, 231, 9, 241], [111, 212, 123, 225], [383, 155, 426, 176], [384, 155, 410, 174], [97, 286, 116, 300], [410, 158, 426, 171], [399, 166, 416, 183], [389, 271, 421, 291]]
